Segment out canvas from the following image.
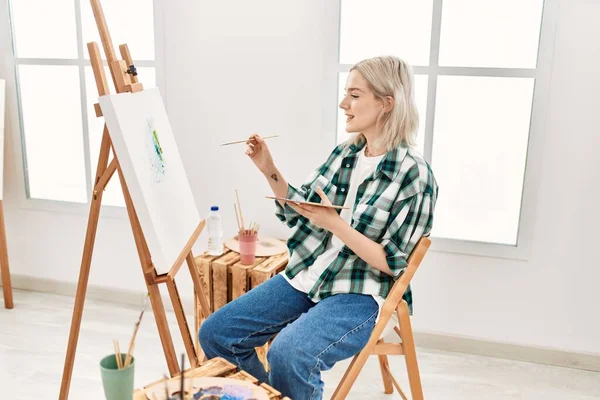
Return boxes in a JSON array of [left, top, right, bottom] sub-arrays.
[[99, 88, 201, 274], [0, 79, 5, 200]]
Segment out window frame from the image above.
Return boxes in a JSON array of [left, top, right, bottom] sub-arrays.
[[2, 0, 165, 219], [332, 0, 559, 260]]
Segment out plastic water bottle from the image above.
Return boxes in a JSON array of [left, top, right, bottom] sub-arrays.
[[207, 206, 224, 256]]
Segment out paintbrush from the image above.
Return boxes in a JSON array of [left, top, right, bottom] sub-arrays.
[[124, 293, 149, 368], [180, 353, 185, 399], [235, 190, 245, 232], [220, 135, 279, 146], [113, 340, 122, 369]]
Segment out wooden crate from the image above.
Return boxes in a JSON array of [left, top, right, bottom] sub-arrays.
[[194, 244, 289, 368], [133, 357, 291, 400]]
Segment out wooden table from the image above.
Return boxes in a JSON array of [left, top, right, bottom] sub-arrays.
[[133, 357, 291, 399], [194, 244, 289, 368]]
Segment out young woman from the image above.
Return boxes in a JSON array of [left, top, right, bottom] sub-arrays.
[[199, 55, 438, 400]]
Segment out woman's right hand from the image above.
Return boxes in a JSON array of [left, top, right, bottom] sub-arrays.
[[246, 133, 275, 175]]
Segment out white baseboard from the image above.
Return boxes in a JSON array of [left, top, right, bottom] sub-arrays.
[[6, 274, 600, 373], [8, 274, 193, 312], [411, 332, 600, 373]]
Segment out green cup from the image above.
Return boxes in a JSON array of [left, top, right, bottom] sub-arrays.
[[100, 353, 135, 400]]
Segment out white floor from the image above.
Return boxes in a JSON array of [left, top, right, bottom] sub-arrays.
[[1, 289, 599, 399]]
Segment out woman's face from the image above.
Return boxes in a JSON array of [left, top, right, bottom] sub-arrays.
[[339, 70, 384, 135]]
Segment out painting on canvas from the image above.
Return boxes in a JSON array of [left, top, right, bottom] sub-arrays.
[[99, 88, 200, 274], [0, 79, 5, 200]]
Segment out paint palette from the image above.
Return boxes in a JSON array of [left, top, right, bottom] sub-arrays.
[[265, 196, 349, 210], [144, 376, 270, 400]]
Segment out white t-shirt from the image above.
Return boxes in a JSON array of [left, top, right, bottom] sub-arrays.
[[284, 147, 398, 335]]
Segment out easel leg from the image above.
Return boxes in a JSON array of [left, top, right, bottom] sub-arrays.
[[59, 126, 115, 399], [188, 251, 214, 364], [195, 289, 200, 353], [116, 165, 181, 376], [146, 282, 180, 375], [59, 188, 104, 399], [0, 201, 13, 309], [186, 252, 211, 364], [166, 277, 199, 367], [185, 252, 210, 321]]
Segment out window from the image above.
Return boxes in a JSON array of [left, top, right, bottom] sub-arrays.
[[9, 0, 157, 207], [337, 0, 550, 253]]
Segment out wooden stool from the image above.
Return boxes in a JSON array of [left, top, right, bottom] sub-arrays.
[[194, 246, 289, 368]]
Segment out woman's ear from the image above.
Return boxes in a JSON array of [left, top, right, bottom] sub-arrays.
[[383, 96, 395, 113]]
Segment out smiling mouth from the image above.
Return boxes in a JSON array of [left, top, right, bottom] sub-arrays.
[[346, 116, 354, 122]]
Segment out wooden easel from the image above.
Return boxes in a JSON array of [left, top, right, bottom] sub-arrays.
[[0, 79, 13, 310], [59, 1, 211, 399], [0, 199, 13, 309]]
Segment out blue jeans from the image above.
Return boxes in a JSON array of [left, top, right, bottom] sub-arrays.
[[199, 274, 378, 400]]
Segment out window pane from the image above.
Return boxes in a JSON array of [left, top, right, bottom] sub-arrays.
[[340, 0, 433, 66], [414, 75, 428, 155], [81, 0, 155, 60], [431, 76, 534, 244], [439, 0, 544, 68], [10, 0, 78, 58], [19, 65, 87, 202], [336, 73, 428, 153], [85, 67, 156, 207]]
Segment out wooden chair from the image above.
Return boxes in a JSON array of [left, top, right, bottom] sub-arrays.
[[332, 237, 431, 400]]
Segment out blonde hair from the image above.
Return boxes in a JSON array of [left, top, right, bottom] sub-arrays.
[[347, 56, 419, 150]]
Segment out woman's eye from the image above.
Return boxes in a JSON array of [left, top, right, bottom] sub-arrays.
[[351, 95, 359, 99]]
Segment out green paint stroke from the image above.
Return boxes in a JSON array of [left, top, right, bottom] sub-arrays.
[[152, 129, 164, 161]]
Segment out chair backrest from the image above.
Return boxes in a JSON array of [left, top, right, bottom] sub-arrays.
[[331, 237, 432, 400], [378, 237, 432, 323]]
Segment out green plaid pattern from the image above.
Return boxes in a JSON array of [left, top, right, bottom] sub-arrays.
[[275, 139, 438, 313]]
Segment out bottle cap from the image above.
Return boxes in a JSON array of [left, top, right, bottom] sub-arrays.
[[210, 206, 219, 211]]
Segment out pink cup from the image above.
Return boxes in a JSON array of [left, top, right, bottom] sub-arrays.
[[239, 232, 258, 265]]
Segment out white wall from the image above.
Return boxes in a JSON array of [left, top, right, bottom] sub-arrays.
[[0, 0, 598, 356], [412, 0, 600, 355]]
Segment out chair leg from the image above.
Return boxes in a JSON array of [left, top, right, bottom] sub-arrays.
[[398, 302, 424, 400], [256, 342, 270, 372], [331, 347, 372, 400], [382, 362, 409, 400], [377, 348, 394, 394]]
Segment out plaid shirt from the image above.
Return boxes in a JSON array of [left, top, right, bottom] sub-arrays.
[[275, 139, 438, 313]]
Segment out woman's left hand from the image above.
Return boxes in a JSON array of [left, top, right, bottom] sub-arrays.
[[291, 187, 343, 232]]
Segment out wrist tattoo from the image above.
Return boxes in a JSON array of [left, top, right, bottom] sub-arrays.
[[270, 174, 279, 182]]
